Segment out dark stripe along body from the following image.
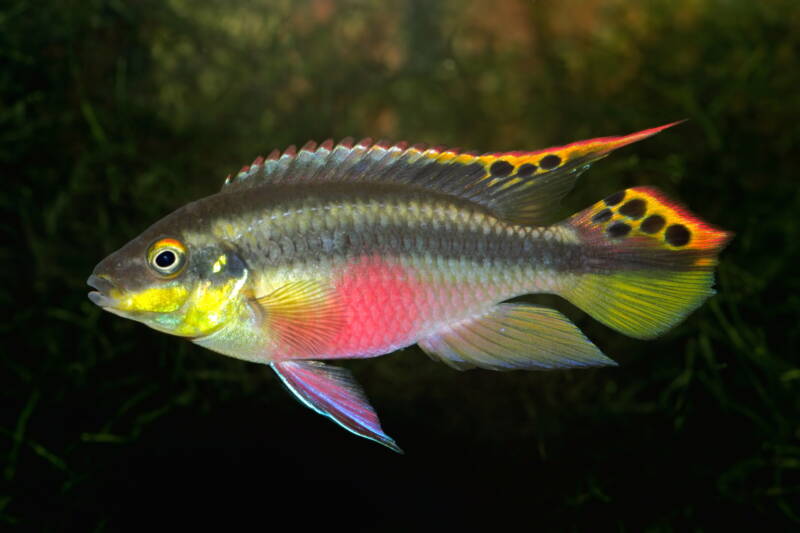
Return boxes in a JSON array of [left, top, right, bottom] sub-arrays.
[[88, 123, 731, 452], [171, 182, 584, 356], [182, 183, 580, 273]]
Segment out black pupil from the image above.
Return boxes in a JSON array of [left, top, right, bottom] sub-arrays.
[[155, 250, 176, 268]]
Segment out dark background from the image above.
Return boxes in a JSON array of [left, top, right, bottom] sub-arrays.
[[3, 0, 799, 530]]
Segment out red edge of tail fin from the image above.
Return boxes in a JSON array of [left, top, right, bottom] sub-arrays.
[[629, 186, 733, 251]]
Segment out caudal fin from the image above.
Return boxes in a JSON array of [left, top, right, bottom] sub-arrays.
[[560, 187, 732, 339]]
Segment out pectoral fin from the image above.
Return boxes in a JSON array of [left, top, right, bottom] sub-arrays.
[[253, 279, 344, 356], [418, 303, 615, 371], [271, 360, 402, 453]]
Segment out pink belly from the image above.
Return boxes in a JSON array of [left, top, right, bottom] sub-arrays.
[[328, 256, 423, 357]]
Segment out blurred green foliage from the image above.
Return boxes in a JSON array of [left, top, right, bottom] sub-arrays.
[[2, 0, 799, 529]]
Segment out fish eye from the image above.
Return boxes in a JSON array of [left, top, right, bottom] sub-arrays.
[[147, 238, 187, 277], [155, 250, 176, 268]]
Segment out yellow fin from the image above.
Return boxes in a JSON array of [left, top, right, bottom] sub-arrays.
[[418, 303, 615, 371], [222, 124, 681, 225], [565, 270, 717, 340], [254, 280, 344, 356], [561, 187, 732, 339]]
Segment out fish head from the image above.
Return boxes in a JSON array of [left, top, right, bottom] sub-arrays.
[[87, 213, 250, 339]]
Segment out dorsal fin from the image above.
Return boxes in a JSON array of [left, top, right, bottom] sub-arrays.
[[222, 122, 682, 225]]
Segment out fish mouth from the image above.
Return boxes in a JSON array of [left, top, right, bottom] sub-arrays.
[[87, 274, 119, 308]]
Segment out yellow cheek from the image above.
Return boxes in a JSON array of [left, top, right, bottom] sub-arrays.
[[174, 280, 240, 336], [115, 285, 189, 313]]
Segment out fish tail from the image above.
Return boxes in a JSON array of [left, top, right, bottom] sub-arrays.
[[558, 187, 732, 339]]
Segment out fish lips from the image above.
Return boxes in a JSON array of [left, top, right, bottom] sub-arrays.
[[87, 274, 119, 308]]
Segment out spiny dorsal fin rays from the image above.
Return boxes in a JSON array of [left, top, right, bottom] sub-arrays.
[[222, 122, 683, 225]]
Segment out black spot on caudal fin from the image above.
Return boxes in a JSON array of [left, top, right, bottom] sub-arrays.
[[619, 198, 647, 219], [640, 214, 666, 234], [563, 186, 732, 340], [604, 190, 626, 206], [665, 224, 691, 246], [489, 160, 513, 176], [607, 222, 631, 238], [539, 154, 562, 170]]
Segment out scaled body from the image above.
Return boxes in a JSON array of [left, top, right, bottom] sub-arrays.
[[179, 183, 578, 363], [88, 124, 730, 452]]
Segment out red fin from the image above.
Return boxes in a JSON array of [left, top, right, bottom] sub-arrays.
[[272, 360, 402, 453], [570, 186, 732, 256], [561, 187, 732, 339], [222, 123, 682, 225], [623, 186, 730, 252]]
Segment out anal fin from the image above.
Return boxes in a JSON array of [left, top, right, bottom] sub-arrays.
[[418, 303, 615, 371], [272, 360, 402, 453]]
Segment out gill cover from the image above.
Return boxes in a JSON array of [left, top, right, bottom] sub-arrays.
[[103, 241, 250, 339], [162, 245, 250, 338]]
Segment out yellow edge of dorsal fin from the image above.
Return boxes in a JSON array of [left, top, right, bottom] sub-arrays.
[[223, 123, 683, 225]]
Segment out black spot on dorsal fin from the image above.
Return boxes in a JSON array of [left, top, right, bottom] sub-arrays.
[[221, 123, 682, 225]]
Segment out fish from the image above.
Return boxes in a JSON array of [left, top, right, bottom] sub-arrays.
[[87, 122, 731, 453]]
